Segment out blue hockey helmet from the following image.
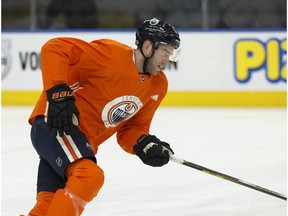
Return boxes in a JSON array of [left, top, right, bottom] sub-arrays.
[[135, 17, 180, 50]]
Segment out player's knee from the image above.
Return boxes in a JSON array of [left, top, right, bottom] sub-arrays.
[[66, 158, 105, 202]]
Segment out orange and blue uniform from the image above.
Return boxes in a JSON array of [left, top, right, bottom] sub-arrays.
[[28, 37, 168, 216], [29, 37, 167, 154]]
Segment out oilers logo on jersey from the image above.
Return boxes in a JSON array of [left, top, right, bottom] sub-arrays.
[[102, 95, 143, 128]]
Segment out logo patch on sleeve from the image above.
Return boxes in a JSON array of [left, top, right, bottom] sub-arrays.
[[102, 96, 143, 128]]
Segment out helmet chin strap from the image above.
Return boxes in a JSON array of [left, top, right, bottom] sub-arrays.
[[140, 46, 156, 75]]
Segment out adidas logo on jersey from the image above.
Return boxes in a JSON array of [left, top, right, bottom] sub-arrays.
[[151, 94, 158, 101]]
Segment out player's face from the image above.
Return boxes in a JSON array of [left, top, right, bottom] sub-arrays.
[[147, 45, 174, 76]]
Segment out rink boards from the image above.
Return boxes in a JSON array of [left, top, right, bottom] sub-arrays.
[[1, 30, 286, 106]]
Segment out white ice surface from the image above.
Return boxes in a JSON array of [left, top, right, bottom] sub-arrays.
[[1, 106, 287, 216]]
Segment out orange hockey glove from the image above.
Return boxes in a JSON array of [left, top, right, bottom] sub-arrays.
[[46, 84, 79, 137], [133, 134, 174, 167]]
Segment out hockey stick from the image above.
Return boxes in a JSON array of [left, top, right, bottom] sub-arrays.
[[170, 155, 287, 201]]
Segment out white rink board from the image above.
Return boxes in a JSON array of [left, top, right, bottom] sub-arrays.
[[1, 30, 286, 91]]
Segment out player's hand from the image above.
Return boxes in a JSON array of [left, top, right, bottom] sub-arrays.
[[133, 134, 174, 167], [46, 84, 79, 137]]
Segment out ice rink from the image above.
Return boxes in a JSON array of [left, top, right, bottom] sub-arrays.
[[2, 106, 287, 216]]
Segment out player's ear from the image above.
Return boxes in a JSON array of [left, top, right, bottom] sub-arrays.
[[142, 40, 153, 57]]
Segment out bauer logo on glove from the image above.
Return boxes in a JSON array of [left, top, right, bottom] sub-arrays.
[[51, 90, 74, 101]]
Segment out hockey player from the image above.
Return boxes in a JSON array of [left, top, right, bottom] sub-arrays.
[[27, 17, 180, 216]]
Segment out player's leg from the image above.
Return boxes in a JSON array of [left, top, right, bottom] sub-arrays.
[[29, 116, 67, 216], [47, 158, 104, 216], [28, 191, 54, 216], [28, 159, 65, 216], [29, 116, 104, 215]]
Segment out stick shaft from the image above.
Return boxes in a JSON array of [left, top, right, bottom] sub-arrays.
[[170, 155, 287, 201]]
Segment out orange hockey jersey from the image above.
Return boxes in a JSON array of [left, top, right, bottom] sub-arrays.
[[29, 37, 168, 155]]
